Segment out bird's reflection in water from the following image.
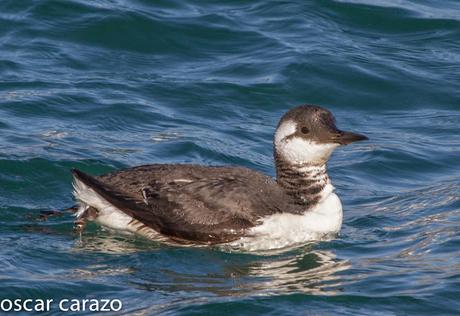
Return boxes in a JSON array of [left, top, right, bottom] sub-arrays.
[[71, 234, 350, 297], [241, 247, 351, 296], [141, 246, 349, 296], [72, 232, 161, 254]]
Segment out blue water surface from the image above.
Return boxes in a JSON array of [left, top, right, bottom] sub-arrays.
[[0, 0, 459, 315]]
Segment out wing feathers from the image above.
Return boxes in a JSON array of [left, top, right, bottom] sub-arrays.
[[71, 166, 288, 244]]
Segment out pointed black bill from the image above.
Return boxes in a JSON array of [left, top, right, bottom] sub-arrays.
[[333, 131, 368, 145]]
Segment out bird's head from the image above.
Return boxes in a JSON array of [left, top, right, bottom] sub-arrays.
[[274, 105, 368, 165]]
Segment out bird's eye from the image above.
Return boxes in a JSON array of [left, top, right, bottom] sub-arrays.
[[301, 127, 310, 134]]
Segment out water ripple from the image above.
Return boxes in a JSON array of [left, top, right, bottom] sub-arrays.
[[0, 0, 459, 314]]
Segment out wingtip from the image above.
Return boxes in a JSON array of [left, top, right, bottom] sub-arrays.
[[71, 168, 81, 178], [71, 168, 91, 182]]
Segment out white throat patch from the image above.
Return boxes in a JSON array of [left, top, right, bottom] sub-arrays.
[[274, 120, 339, 164]]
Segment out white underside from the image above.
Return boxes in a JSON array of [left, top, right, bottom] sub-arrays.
[[228, 183, 343, 251], [73, 177, 343, 251]]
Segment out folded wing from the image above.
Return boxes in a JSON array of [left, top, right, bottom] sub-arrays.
[[73, 166, 291, 244]]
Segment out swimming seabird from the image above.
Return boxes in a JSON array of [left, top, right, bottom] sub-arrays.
[[72, 105, 367, 249]]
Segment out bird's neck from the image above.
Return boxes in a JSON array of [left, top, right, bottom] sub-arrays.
[[275, 153, 331, 207]]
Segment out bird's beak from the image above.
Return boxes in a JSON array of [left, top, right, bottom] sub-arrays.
[[332, 130, 368, 145]]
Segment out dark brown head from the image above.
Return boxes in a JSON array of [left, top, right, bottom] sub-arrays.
[[274, 105, 368, 164]]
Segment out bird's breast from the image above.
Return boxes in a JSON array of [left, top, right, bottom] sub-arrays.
[[227, 186, 343, 251]]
